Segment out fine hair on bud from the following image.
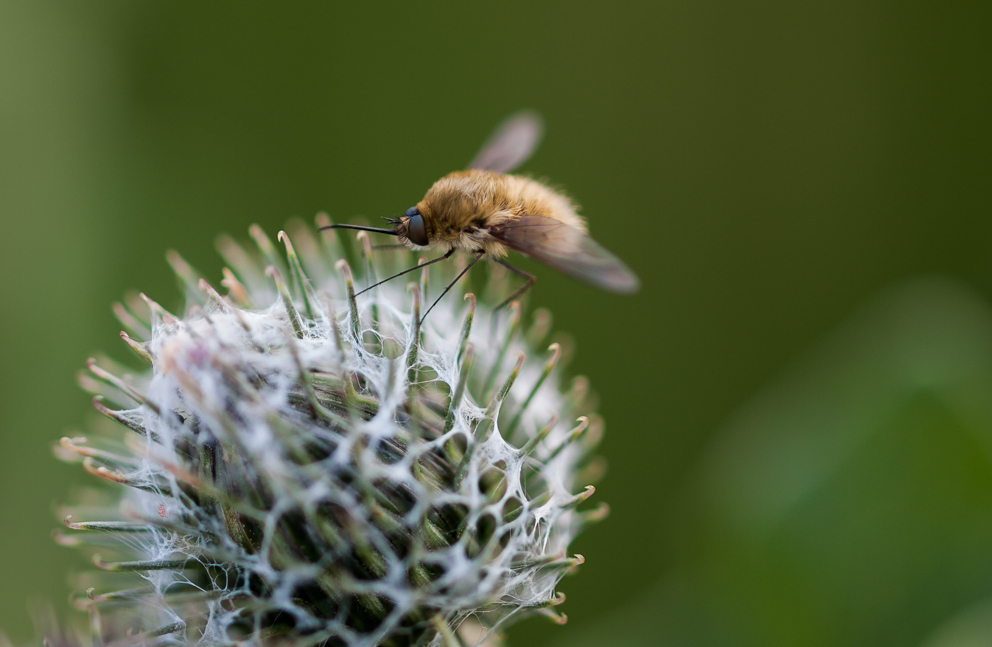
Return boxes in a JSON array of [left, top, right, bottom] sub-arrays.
[[58, 217, 608, 647]]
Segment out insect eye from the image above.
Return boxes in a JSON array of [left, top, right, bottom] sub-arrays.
[[406, 210, 429, 247]]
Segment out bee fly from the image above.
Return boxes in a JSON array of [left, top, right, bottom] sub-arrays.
[[322, 111, 639, 322]]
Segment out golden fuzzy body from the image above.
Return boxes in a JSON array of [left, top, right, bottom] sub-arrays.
[[399, 170, 586, 257]]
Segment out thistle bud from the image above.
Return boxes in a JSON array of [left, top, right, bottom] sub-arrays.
[[59, 219, 606, 647]]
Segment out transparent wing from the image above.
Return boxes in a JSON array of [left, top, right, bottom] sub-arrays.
[[490, 215, 640, 293], [468, 111, 544, 173]]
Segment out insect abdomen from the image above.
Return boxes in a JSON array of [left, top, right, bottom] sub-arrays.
[[503, 175, 585, 232]]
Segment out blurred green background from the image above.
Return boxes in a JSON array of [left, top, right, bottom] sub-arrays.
[[1, 1, 990, 645]]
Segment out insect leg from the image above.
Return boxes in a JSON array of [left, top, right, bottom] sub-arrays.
[[356, 249, 454, 296], [494, 259, 536, 309], [421, 251, 485, 324]]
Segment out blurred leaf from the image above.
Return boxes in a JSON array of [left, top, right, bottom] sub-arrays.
[[554, 279, 992, 646], [921, 598, 992, 647]]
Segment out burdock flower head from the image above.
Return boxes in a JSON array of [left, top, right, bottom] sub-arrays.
[[59, 217, 607, 647]]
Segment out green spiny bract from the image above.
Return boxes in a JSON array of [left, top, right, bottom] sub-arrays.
[[59, 218, 606, 647]]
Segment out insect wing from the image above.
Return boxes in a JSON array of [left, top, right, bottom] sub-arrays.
[[491, 215, 640, 293], [468, 111, 544, 173]]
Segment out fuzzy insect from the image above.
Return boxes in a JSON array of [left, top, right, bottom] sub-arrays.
[[322, 111, 639, 321]]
